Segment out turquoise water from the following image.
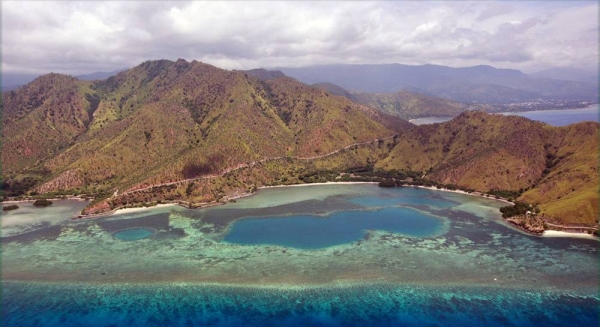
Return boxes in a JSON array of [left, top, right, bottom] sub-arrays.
[[2, 185, 599, 326], [113, 228, 155, 241], [0, 199, 89, 237], [411, 104, 599, 126], [224, 208, 444, 249], [225, 189, 455, 248]]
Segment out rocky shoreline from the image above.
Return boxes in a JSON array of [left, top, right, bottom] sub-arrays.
[[505, 214, 546, 235]]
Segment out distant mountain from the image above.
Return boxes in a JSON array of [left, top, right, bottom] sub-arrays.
[[1, 84, 22, 91], [75, 69, 125, 81], [1, 69, 125, 91], [311, 82, 488, 120], [1, 73, 40, 91], [1, 59, 597, 226], [530, 67, 598, 84], [353, 91, 492, 120], [277, 63, 598, 104], [312, 82, 357, 101], [242, 68, 285, 81]]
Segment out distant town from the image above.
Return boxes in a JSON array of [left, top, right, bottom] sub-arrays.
[[490, 100, 595, 112]]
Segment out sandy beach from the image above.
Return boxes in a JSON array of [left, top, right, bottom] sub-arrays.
[[259, 181, 378, 189], [404, 185, 514, 205], [259, 182, 514, 205], [112, 203, 177, 215], [541, 230, 597, 239]]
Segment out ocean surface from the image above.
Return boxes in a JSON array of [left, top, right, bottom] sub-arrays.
[[410, 104, 600, 126], [2, 185, 598, 327]]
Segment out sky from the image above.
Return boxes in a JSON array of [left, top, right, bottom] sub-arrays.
[[2, 1, 598, 76]]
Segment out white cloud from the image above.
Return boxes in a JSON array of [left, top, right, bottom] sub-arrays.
[[411, 21, 442, 38], [1, 1, 597, 75]]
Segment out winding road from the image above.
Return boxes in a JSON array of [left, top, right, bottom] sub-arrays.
[[119, 134, 398, 196]]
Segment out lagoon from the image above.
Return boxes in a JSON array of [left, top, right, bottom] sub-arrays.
[[2, 184, 598, 326], [224, 207, 444, 249], [411, 104, 599, 126]]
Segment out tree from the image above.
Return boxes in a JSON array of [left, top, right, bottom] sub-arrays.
[[33, 199, 53, 207]]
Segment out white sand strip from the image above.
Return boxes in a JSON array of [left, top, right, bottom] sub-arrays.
[[542, 230, 596, 239], [259, 182, 377, 189], [112, 203, 177, 215]]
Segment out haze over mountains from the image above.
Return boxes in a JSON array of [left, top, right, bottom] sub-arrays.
[[5, 62, 597, 104], [530, 67, 598, 84], [277, 63, 598, 104], [1, 59, 598, 226], [1, 70, 125, 91]]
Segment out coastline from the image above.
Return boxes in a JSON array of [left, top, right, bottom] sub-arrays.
[[258, 181, 378, 189], [409, 104, 599, 126], [262, 182, 515, 207], [1, 196, 89, 204], [499, 103, 598, 114], [111, 203, 178, 215], [407, 185, 514, 205], [78, 181, 511, 219], [18, 182, 595, 241], [541, 230, 596, 239]]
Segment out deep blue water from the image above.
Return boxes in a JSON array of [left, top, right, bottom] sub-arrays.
[[224, 207, 443, 249], [3, 282, 598, 327]]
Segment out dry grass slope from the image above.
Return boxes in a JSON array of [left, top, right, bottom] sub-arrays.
[[2, 60, 597, 226]]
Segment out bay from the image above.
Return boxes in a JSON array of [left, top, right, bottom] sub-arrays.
[[410, 104, 599, 126]]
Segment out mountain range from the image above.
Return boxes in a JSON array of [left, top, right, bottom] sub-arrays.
[[276, 63, 598, 104], [530, 67, 598, 84], [1, 59, 598, 227], [1, 69, 124, 91]]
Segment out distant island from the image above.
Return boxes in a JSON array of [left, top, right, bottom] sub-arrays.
[[1, 59, 598, 236]]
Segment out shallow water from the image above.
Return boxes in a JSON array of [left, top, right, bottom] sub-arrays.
[[113, 228, 155, 241], [2, 185, 598, 326], [0, 199, 89, 237]]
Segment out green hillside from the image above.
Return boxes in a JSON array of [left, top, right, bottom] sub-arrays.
[[1, 60, 597, 227], [352, 90, 487, 120], [377, 111, 599, 225], [2, 59, 405, 209]]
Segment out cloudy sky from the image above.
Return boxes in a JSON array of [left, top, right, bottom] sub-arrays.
[[2, 1, 598, 75]]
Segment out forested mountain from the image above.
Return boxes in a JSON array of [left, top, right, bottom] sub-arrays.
[[1, 59, 597, 226], [1, 59, 407, 208]]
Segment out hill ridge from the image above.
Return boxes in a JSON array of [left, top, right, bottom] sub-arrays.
[[2, 60, 597, 227]]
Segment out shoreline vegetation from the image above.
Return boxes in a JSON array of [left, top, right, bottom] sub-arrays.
[[32, 199, 53, 207], [1, 132, 597, 238]]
